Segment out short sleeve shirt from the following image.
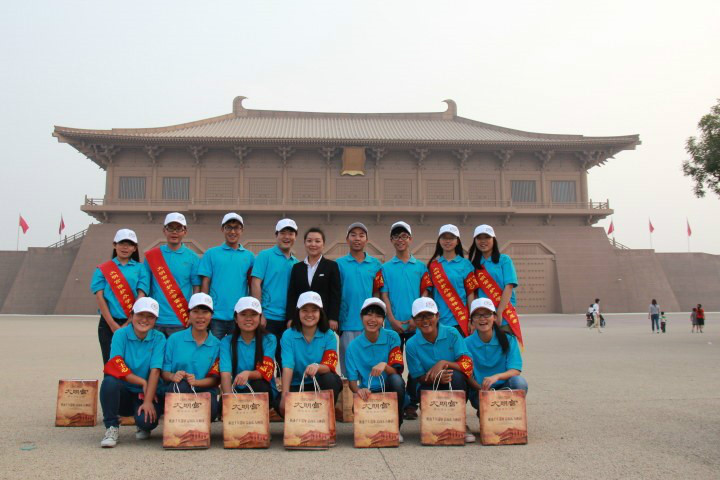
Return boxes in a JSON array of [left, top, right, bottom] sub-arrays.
[[144, 245, 201, 326], [281, 328, 337, 386], [162, 328, 221, 379], [428, 256, 475, 328], [251, 246, 298, 321], [109, 326, 166, 393], [380, 256, 428, 329], [90, 258, 149, 319], [464, 330, 522, 388], [198, 244, 255, 321], [337, 253, 383, 332], [220, 333, 277, 375], [405, 325, 470, 380], [345, 329, 402, 389], [477, 254, 518, 306]]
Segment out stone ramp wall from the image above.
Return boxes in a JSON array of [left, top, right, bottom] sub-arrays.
[[0, 252, 26, 310], [656, 253, 720, 311]]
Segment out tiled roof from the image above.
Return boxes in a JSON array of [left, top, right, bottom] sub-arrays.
[[54, 98, 640, 148]]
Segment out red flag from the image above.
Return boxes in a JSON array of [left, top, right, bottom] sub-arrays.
[[648, 219, 655, 234], [687, 219, 692, 237], [59, 215, 65, 235], [607, 220, 614, 236], [19, 215, 29, 234]]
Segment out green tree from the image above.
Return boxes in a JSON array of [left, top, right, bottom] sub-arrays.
[[683, 99, 720, 198]]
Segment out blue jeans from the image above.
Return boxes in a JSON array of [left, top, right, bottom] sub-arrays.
[[100, 375, 163, 429], [210, 319, 235, 340], [171, 379, 220, 421], [469, 375, 529, 410], [651, 314, 660, 332], [399, 330, 419, 409], [368, 373, 406, 425]]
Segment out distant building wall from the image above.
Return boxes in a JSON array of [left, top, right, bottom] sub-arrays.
[[656, 253, 720, 311], [0, 251, 26, 309]]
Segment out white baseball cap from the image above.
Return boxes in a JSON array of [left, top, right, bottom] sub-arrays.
[[188, 293, 214, 312], [390, 221, 412, 236], [113, 229, 138, 244], [164, 212, 187, 227], [412, 297, 439, 317], [473, 224, 496, 238], [133, 297, 160, 317], [297, 291, 323, 309], [275, 218, 298, 233], [222, 213, 244, 226], [234, 296, 262, 314], [347, 222, 368, 235], [438, 224, 460, 238], [470, 297, 496, 315], [360, 298, 387, 314]]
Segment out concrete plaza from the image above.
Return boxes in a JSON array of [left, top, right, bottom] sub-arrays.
[[0, 313, 717, 480]]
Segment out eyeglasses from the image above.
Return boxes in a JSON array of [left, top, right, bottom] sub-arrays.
[[391, 234, 411, 241], [471, 312, 494, 320], [164, 226, 186, 233], [223, 225, 243, 232], [414, 313, 436, 322]]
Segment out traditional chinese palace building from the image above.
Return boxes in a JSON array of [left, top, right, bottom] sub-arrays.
[[2, 97, 719, 314]]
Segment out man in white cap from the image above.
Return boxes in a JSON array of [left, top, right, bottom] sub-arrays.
[[250, 218, 299, 361], [336, 222, 382, 376], [377, 221, 429, 420], [143, 212, 201, 338], [199, 213, 254, 340]]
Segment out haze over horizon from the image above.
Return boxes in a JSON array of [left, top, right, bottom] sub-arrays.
[[1, 0, 718, 253]]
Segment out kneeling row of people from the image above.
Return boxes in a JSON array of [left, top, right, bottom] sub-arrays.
[[99, 292, 527, 448]]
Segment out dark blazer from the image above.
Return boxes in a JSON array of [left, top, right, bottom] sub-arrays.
[[286, 257, 341, 322]]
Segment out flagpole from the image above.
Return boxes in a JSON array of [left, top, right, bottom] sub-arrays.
[[16, 214, 20, 251]]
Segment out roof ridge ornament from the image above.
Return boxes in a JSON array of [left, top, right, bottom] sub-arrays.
[[442, 99, 457, 119], [233, 96, 248, 116]]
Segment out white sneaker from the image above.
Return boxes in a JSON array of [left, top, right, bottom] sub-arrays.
[[465, 428, 476, 443], [101, 426, 119, 448], [398, 433, 404, 444], [135, 428, 151, 440]]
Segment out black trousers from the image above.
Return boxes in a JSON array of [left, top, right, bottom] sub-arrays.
[[288, 372, 343, 403], [98, 316, 127, 365], [264, 320, 287, 366]]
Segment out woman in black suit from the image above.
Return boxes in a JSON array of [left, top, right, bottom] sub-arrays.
[[286, 227, 341, 332]]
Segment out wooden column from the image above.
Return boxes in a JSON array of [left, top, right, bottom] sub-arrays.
[[319, 147, 337, 202], [453, 149, 472, 203], [144, 146, 164, 201], [276, 147, 295, 205], [369, 148, 386, 205], [494, 150, 513, 205], [232, 146, 251, 203], [188, 146, 208, 203], [535, 150, 554, 204], [411, 148, 429, 206]]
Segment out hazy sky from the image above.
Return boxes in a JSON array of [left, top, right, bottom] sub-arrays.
[[1, 0, 718, 252]]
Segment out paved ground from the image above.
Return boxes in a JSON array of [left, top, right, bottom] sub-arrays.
[[0, 313, 718, 480]]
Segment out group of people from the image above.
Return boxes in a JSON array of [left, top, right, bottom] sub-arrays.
[[586, 299, 605, 329], [649, 300, 706, 333], [91, 212, 526, 448]]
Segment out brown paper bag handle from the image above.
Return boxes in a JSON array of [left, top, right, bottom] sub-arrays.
[[432, 369, 452, 392], [298, 372, 321, 395], [367, 373, 386, 393], [171, 382, 198, 396]]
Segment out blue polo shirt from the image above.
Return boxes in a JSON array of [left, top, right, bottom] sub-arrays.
[[251, 246, 298, 322], [405, 325, 470, 380], [465, 330, 522, 388], [428, 256, 475, 328], [162, 328, 221, 379], [281, 328, 337, 386], [90, 258, 149, 319], [109, 326, 166, 393], [380, 255, 428, 330], [219, 333, 277, 375], [477, 254, 518, 307], [345, 329, 403, 389], [198, 243, 255, 321], [144, 245, 201, 326], [337, 253, 383, 332]]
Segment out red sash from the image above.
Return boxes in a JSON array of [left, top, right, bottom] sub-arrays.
[[427, 261, 474, 336], [321, 350, 339, 374], [475, 267, 524, 348], [144, 248, 190, 327], [98, 260, 136, 318]]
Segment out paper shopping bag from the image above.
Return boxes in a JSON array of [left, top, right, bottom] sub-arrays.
[[420, 387, 466, 446], [162, 390, 212, 449], [284, 376, 332, 450], [222, 391, 270, 449], [55, 379, 98, 427], [335, 379, 355, 422], [478, 389, 528, 445]]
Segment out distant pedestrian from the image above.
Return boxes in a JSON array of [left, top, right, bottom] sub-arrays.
[[691, 308, 698, 333], [660, 311, 667, 333], [696, 304, 705, 333], [649, 299, 660, 333], [586, 304, 594, 328]]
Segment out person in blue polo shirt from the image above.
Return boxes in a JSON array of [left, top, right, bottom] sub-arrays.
[[468, 224, 518, 328], [345, 298, 406, 442], [278, 292, 342, 416], [144, 212, 201, 337], [465, 298, 527, 413], [337, 222, 382, 376], [199, 212, 255, 340], [250, 218, 298, 362], [405, 297, 476, 443], [161, 293, 221, 421], [378, 220, 429, 420], [424, 224, 477, 336], [91, 228, 149, 365], [220, 297, 277, 406], [99, 297, 166, 448]]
